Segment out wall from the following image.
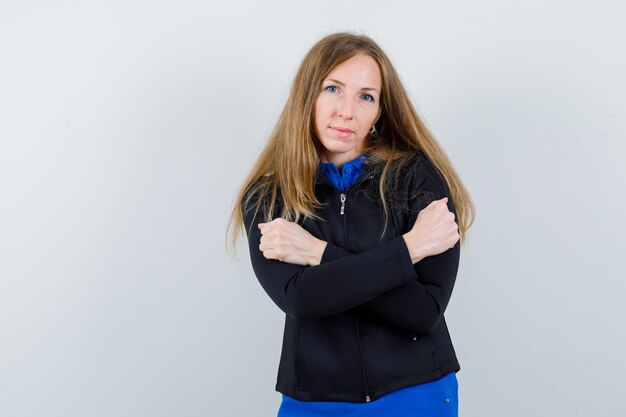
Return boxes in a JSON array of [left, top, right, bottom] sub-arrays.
[[1, 1, 624, 416]]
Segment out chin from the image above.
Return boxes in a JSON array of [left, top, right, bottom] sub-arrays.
[[325, 147, 356, 157], [322, 140, 357, 153], [327, 145, 353, 153]]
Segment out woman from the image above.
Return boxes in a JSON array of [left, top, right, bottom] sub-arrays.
[[227, 32, 475, 417]]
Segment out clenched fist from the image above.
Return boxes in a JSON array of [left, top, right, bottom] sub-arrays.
[[402, 197, 460, 264], [258, 218, 328, 266]]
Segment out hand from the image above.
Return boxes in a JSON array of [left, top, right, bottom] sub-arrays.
[[402, 197, 460, 264], [258, 218, 328, 266]]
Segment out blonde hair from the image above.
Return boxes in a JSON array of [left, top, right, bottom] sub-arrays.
[[226, 32, 475, 258]]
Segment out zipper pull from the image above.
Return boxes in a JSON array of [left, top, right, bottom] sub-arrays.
[[340, 193, 346, 215]]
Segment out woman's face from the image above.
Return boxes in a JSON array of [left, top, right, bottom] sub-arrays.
[[313, 54, 381, 167]]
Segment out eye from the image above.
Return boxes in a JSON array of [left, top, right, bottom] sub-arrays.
[[361, 93, 375, 103], [324, 85, 339, 93]]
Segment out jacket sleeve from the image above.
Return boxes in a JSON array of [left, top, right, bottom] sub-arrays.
[[356, 222, 459, 335], [242, 197, 418, 320], [320, 157, 461, 335]]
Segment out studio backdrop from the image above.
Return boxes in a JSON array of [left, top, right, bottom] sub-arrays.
[[0, 1, 624, 416]]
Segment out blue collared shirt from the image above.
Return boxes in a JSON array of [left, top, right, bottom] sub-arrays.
[[319, 153, 367, 192]]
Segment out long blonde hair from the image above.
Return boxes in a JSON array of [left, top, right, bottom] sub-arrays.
[[226, 32, 475, 258]]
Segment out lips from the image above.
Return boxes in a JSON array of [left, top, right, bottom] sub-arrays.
[[331, 126, 353, 133], [329, 126, 354, 138]]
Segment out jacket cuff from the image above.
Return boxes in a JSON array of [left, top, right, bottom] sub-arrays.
[[392, 236, 418, 282], [320, 242, 352, 264]]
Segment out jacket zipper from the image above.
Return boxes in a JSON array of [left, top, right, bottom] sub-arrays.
[[339, 192, 349, 251], [354, 313, 371, 402], [341, 188, 371, 402], [336, 168, 375, 216], [339, 173, 375, 402]]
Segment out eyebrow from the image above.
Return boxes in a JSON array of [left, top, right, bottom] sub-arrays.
[[325, 78, 379, 93]]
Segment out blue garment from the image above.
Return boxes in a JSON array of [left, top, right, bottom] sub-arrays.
[[319, 154, 366, 192], [277, 371, 459, 417]]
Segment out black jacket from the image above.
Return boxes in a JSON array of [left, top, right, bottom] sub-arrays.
[[242, 151, 461, 403]]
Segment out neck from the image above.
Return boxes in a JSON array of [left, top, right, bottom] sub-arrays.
[[321, 152, 363, 169]]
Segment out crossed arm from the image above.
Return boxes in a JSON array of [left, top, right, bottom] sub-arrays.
[[243, 163, 460, 334]]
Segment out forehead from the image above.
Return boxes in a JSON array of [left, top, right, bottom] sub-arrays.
[[324, 54, 381, 88]]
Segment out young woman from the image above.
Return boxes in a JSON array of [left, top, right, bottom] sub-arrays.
[[228, 32, 475, 417]]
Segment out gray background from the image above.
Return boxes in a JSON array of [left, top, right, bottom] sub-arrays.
[[1, 1, 625, 416]]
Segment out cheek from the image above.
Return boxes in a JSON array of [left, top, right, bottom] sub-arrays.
[[313, 100, 322, 127], [314, 97, 330, 118], [314, 99, 334, 133], [360, 106, 379, 130], [313, 104, 325, 139], [369, 104, 380, 123]]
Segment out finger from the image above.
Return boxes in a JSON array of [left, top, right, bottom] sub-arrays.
[[437, 198, 451, 212], [262, 219, 283, 233], [261, 248, 275, 259], [260, 222, 276, 235], [259, 235, 273, 248], [259, 233, 274, 248], [265, 249, 284, 262]]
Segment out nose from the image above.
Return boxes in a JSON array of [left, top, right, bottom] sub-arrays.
[[336, 96, 354, 119]]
